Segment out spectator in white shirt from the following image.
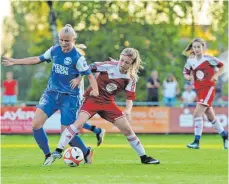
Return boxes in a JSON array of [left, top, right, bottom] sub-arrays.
[[181, 84, 197, 107]]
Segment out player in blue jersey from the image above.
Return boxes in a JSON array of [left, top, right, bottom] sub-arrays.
[[2, 24, 105, 166]]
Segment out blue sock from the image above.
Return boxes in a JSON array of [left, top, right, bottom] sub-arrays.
[[83, 122, 101, 134], [69, 135, 88, 155], [194, 135, 200, 143], [220, 131, 228, 138], [32, 127, 50, 156]]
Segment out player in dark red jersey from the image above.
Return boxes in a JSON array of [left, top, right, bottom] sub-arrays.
[[49, 48, 160, 165], [183, 37, 228, 149]]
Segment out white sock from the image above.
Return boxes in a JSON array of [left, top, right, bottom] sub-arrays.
[[57, 124, 79, 150], [211, 119, 224, 134], [126, 134, 146, 156], [194, 117, 203, 136]]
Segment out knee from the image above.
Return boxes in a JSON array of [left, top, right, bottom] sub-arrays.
[[193, 111, 202, 118], [122, 128, 133, 136], [32, 120, 43, 129]]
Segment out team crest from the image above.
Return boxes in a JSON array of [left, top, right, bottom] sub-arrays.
[[64, 57, 72, 65], [196, 70, 204, 80], [106, 83, 117, 93]]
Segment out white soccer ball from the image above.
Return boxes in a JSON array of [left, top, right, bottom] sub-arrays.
[[63, 147, 84, 167]]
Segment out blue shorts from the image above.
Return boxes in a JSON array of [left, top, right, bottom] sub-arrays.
[[37, 91, 80, 126], [3, 95, 17, 105]]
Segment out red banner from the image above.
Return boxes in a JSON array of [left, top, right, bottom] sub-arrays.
[[82, 107, 170, 133], [169, 107, 228, 133], [0, 107, 61, 133]]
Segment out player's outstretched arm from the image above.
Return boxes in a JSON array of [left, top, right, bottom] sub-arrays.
[[2, 56, 41, 66], [87, 73, 99, 96]]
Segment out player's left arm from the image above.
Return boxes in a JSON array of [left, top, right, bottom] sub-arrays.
[[125, 99, 133, 122], [76, 56, 99, 96], [125, 77, 136, 122], [210, 56, 224, 82]]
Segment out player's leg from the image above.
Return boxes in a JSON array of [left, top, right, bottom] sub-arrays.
[[187, 103, 208, 149], [205, 107, 228, 149], [63, 95, 94, 163], [34, 92, 58, 166], [101, 103, 160, 164], [113, 117, 160, 164], [82, 123, 105, 146], [49, 96, 95, 165], [61, 125, 93, 164], [51, 111, 91, 162], [32, 108, 49, 157]]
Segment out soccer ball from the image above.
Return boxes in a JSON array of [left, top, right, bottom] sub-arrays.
[[63, 147, 84, 167]]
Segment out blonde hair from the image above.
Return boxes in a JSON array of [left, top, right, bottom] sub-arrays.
[[59, 24, 78, 39], [121, 48, 144, 81], [59, 24, 87, 52], [182, 37, 206, 57]]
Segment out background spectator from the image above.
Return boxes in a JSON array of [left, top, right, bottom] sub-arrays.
[[146, 70, 160, 106], [214, 75, 224, 106], [162, 73, 180, 107], [2, 71, 18, 106], [181, 84, 197, 107]]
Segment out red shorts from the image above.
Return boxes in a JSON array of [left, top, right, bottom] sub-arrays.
[[196, 86, 215, 107], [80, 98, 125, 123]]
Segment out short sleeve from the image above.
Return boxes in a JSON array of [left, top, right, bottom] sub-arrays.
[[125, 76, 136, 100], [39, 47, 52, 63], [183, 59, 192, 75], [76, 56, 91, 76], [208, 56, 224, 67]]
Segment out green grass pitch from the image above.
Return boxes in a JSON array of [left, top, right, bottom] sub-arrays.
[[1, 134, 228, 184]]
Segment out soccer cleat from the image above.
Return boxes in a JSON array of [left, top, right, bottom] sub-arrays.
[[52, 150, 62, 159], [43, 150, 62, 166], [84, 147, 94, 164], [141, 155, 160, 164], [223, 137, 228, 150], [187, 142, 199, 149], [96, 128, 105, 146], [43, 156, 55, 166]]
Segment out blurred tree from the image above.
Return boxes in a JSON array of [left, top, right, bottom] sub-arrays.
[[2, 1, 228, 102]]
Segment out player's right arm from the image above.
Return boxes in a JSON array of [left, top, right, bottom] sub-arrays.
[[183, 59, 193, 81], [2, 56, 41, 66], [2, 47, 53, 66]]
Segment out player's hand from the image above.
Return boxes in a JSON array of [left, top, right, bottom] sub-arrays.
[[211, 74, 219, 82], [109, 57, 116, 62], [89, 89, 99, 97], [70, 77, 81, 89], [124, 110, 132, 122], [184, 75, 193, 81], [2, 56, 14, 66]]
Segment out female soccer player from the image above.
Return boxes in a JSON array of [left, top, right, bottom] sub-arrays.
[[50, 48, 160, 164], [183, 37, 228, 149], [2, 24, 105, 165]]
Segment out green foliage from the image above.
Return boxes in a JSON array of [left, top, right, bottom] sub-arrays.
[[2, 1, 228, 101]]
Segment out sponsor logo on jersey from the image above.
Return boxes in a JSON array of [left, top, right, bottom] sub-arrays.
[[196, 70, 204, 80], [64, 57, 72, 65], [106, 83, 117, 93], [52, 63, 69, 75]]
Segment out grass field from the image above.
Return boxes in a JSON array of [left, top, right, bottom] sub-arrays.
[[1, 134, 228, 184]]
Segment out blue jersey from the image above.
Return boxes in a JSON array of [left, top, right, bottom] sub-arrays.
[[39, 45, 91, 96]]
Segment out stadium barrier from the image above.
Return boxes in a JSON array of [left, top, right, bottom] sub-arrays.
[[1, 106, 228, 134]]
